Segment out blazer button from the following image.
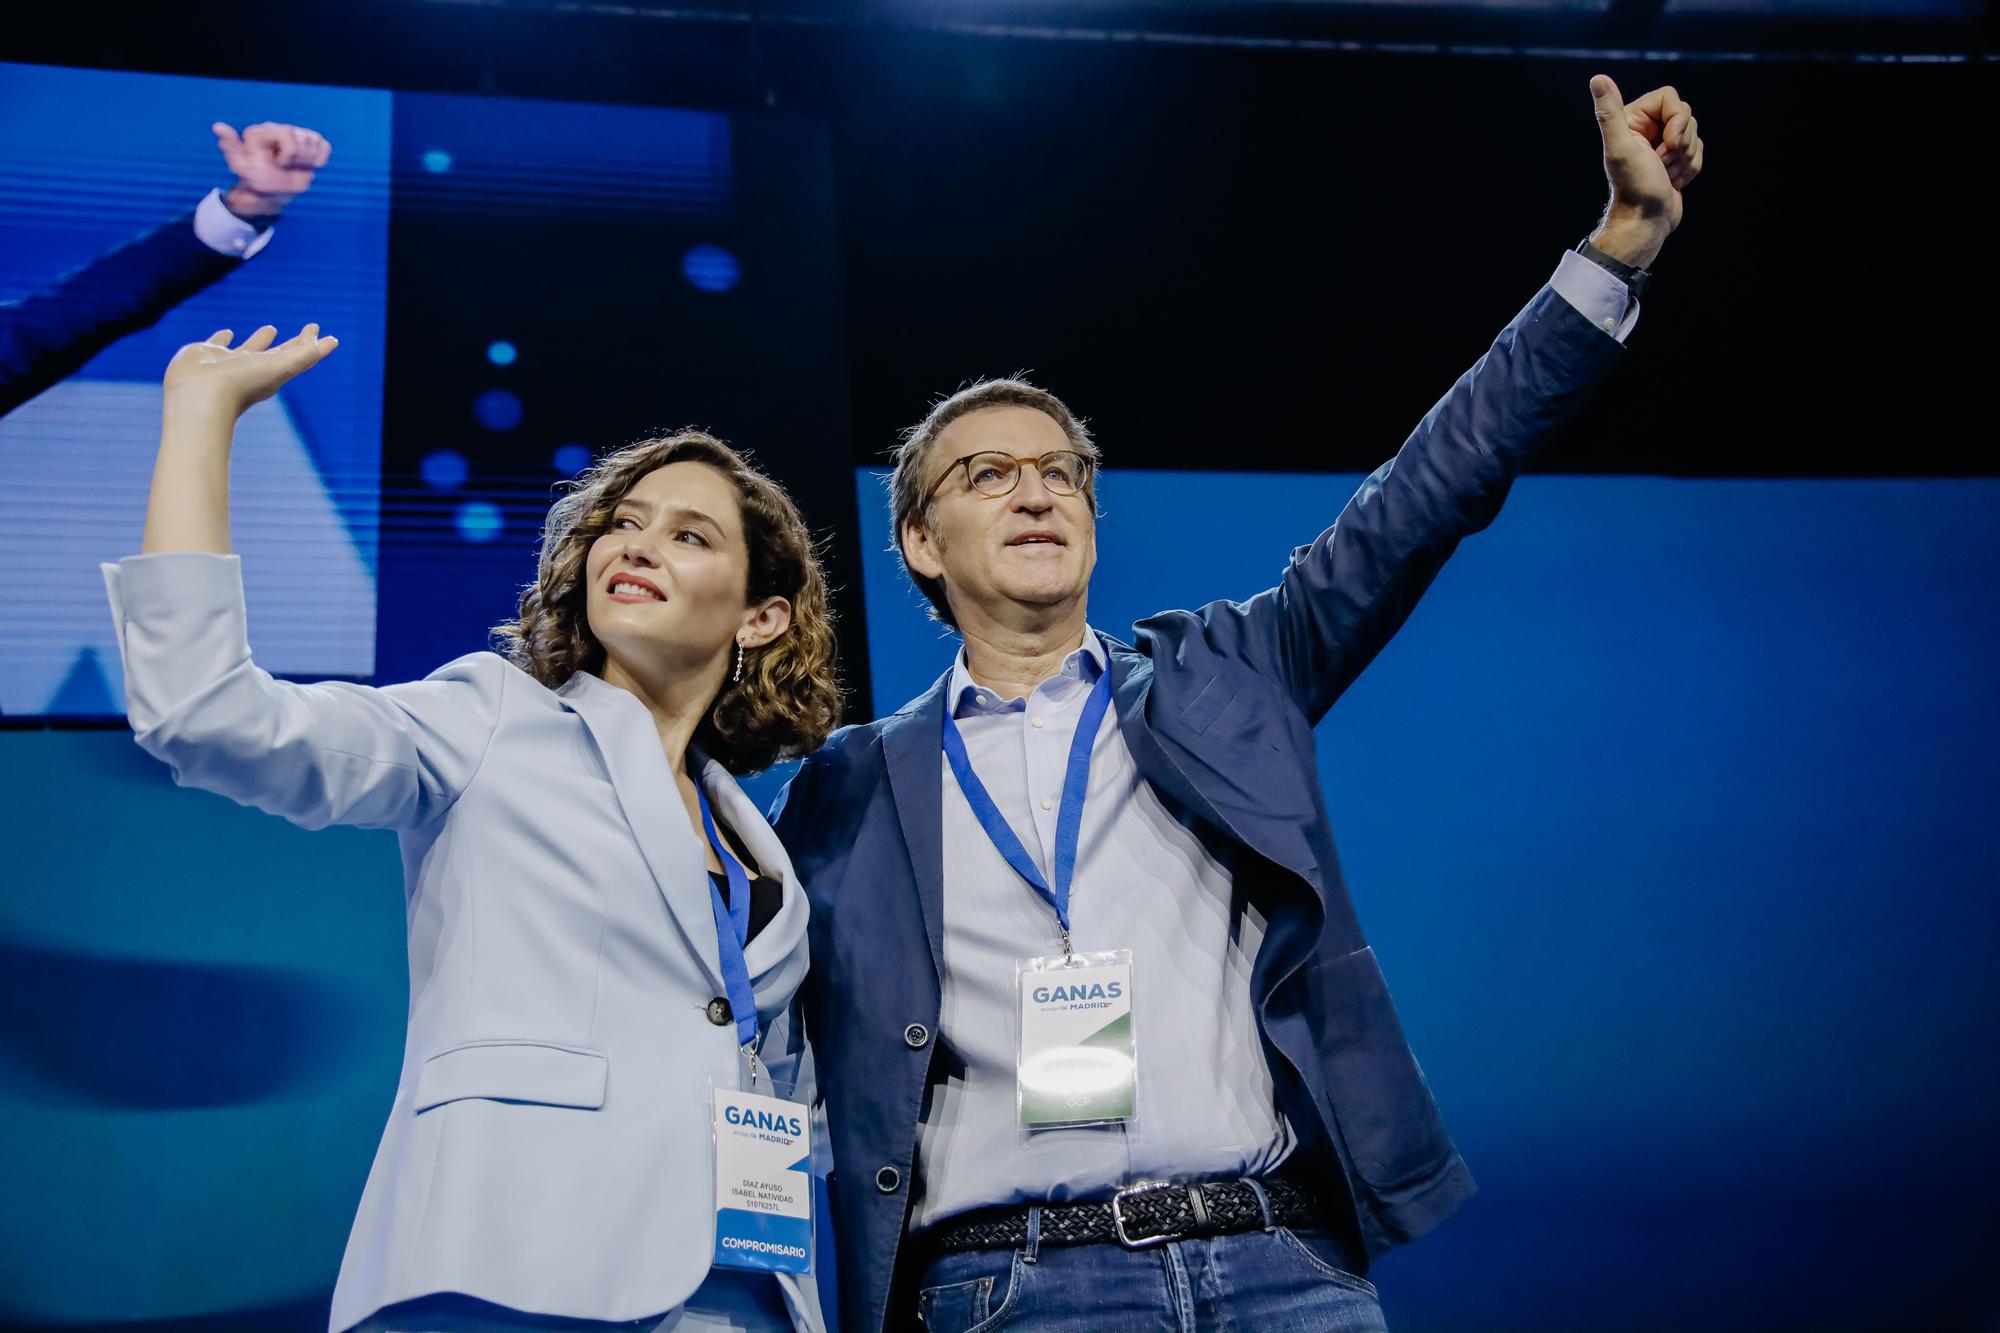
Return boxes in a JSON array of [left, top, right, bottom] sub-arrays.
[[903, 1023, 930, 1049], [706, 997, 733, 1026], [875, 1165, 902, 1193]]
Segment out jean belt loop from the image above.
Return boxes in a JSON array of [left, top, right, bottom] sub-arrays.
[[1024, 1204, 1043, 1264], [1243, 1178, 1276, 1232]]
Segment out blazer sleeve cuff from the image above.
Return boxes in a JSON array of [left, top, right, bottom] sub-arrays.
[[102, 552, 254, 734]]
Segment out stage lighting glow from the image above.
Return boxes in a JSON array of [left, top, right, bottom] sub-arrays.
[[486, 340, 517, 366], [454, 500, 503, 542], [420, 449, 469, 491], [473, 388, 523, 432], [554, 443, 593, 475], [682, 244, 740, 293], [422, 148, 453, 173]]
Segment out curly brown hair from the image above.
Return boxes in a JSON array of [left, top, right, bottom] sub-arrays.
[[888, 377, 1100, 630], [493, 431, 842, 774]]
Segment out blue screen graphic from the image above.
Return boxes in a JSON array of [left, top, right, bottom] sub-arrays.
[[0, 66, 743, 720], [0, 62, 391, 717]]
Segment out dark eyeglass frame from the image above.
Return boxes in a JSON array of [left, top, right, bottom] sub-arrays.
[[924, 449, 1093, 502]]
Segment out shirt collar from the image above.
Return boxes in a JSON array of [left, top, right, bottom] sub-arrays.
[[949, 626, 1107, 718]]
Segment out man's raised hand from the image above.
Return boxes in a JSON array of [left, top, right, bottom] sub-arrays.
[[1589, 75, 1704, 267], [214, 122, 332, 220]]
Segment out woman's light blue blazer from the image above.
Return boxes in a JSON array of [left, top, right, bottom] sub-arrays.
[[103, 551, 829, 1333]]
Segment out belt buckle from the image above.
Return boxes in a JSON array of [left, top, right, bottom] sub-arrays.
[[1110, 1180, 1184, 1249]]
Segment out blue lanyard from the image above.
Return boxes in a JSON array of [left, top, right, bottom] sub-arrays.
[[696, 785, 759, 1048], [941, 661, 1114, 958]]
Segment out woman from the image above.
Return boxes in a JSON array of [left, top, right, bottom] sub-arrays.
[[105, 324, 843, 1332]]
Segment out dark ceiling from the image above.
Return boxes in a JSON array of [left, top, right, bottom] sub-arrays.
[[398, 0, 1995, 62], [6, 2, 1993, 479]]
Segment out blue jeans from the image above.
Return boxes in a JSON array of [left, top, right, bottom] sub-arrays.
[[913, 1218, 1388, 1333]]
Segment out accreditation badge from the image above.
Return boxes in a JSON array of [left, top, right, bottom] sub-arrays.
[[1016, 948, 1136, 1129], [710, 1080, 814, 1274]]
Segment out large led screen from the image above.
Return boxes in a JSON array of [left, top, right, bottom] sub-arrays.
[[0, 61, 848, 719]]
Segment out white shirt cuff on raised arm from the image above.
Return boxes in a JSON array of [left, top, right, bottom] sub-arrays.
[[192, 188, 276, 260], [1551, 247, 1638, 344]]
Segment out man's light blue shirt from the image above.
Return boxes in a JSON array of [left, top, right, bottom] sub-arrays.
[[912, 628, 1296, 1228]]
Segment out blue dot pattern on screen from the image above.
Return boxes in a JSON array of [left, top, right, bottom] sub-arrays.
[[683, 245, 741, 293], [455, 501, 504, 542], [554, 443, 593, 475], [474, 388, 524, 432], [420, 450, 470, 492], [487, 341, 517, 366], [422, 148, 453, 173]]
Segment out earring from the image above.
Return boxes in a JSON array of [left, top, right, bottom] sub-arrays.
[[732, 641, 744, 684]]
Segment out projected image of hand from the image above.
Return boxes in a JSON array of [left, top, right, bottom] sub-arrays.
[[214, 121, 332, 220], [164, 324, 340, 420]]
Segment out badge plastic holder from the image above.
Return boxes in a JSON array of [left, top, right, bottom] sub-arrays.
[[708, 1057, 814, 1275], [1016, 947, 1137, 1130]]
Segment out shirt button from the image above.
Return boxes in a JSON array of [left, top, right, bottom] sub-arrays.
[[1039, 797, 1053, 811], [706, 997, 733, 1026], [903, 1023, 930, 1049], [876, 1165, 902, 1193], [1031, 718, 1045, 729], [1603, 316, 1617, 330]]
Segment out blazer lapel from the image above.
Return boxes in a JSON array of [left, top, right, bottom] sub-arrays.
[[557, 672, 726, 995], [882, 669, 953, 983]]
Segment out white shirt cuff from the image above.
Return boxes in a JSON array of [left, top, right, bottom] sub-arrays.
[[192, 188, 276, 260], [1552, 247, 1638, 344]]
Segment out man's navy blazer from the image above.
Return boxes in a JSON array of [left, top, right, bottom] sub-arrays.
[[772, 283, 1625, 1333], [0, 209, 239, 417]]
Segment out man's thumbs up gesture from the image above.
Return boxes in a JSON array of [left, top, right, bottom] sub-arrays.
[[1589, 75, 1703, 269], [214, 121, 332, 222]]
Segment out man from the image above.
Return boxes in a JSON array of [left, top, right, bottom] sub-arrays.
[[0, 120, 331, 416], [774, 75, 1703, 1332]]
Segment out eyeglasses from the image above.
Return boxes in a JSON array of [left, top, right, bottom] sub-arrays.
[[925, 450, 1093, 502]]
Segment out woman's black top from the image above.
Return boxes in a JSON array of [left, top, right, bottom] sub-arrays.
[[708, 841, 781, 943]]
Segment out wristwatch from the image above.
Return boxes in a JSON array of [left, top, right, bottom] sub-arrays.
[[218, 185, 280, 233], [1575, 237, 1649, 301]]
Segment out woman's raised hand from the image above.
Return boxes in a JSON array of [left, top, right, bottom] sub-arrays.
[[143, 324, 337, 554], [162, 323, 339, 420]]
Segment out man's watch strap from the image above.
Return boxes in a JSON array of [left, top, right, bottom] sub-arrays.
[[218, 185, 280, 233], [1576, 237, 1649, 301]]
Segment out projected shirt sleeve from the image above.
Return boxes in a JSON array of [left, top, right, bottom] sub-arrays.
[[102, 552, 506, 834], [191, 189, 276, 261]]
